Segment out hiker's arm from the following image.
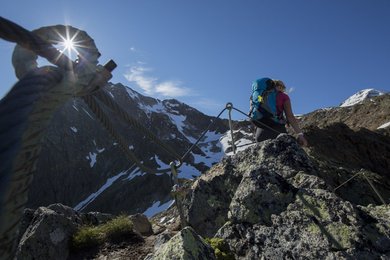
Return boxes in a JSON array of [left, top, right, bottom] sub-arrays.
[[284, 100, 308, 146]]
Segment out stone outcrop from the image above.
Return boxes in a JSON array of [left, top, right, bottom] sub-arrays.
[[15, 204, 118, 260], [184, 134, 390, 259], [130, 213, 153, 236], [16, 204, 82, 260]]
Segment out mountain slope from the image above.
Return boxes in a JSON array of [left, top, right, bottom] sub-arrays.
[[27, 83, 229, 215], [15, 88, 390, 259], [340, 88, 385, 107]]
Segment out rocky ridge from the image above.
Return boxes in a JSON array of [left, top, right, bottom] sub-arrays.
[[15, 90, 390, 259]]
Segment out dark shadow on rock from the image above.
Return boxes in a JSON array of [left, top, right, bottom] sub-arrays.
[[304, 123, 390, 206], [297, 193, 344, 250], [184, 156, 243, 237]]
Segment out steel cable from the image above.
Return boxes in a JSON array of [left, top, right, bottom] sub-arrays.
[[82, 94, 172, 174], [0, 16, 74, 70]]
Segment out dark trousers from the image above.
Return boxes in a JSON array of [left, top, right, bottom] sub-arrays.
[[253, 118, 287, 142]]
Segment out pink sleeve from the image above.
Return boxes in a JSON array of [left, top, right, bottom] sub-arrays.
[[277, 92, 290, 115]]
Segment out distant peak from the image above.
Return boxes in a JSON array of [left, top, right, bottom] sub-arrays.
[[340, 89, 385, 107]]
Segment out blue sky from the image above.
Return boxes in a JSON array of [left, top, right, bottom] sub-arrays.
[[1, 0, 389, 119]]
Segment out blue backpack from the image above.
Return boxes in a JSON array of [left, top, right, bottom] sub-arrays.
[[249, 77, 285, 124]]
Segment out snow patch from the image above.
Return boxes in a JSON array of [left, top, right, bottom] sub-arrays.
[[378, 121, 390, 129], [86, 152, 97, 168], [154, 155, 170, 170], [178, 163, 201, 179], [220, 130, 255, 156], [126, 87, 139, 100], [82, 108, 95, 119], [124, 168, 144, 181], [340, 89, 384, 107], [143, 200, 175, 218], [74, 169, 131, 211]]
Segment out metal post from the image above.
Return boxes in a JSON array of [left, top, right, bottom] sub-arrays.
[[170, 161, 187, 229], [226, 102, 236, 154]]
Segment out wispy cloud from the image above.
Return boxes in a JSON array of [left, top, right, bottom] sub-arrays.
[[124, 64, 191, 97], [156, 81, 191, 97], [287, 87, 295, 94], [124, 65, 157, 95]]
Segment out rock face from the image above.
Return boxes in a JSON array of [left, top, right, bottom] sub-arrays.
[[150, 226, 216, 260], [27, 83, 229, 215], [16, 204, 83, 260], [130, 213, 153, 236], [184, 134, 390, 259]]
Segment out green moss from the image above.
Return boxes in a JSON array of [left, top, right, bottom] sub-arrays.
[[301, 194, 330, 221], [308, 223, 320, 234], [157, 228, 213, 259], [71, 215, 133, 250], [205, 238, 235, 260], [326, 223, 354, 249]]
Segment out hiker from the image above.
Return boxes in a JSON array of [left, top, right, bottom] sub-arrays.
[[249, 78, 308, 146]]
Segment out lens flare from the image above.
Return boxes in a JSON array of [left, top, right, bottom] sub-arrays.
[[57, 27, 80, 59]]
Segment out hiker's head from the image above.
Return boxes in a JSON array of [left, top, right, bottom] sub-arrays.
[[274, 80, 286, 92]]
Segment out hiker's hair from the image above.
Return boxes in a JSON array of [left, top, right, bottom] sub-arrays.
[[274, 80, 286, 92]]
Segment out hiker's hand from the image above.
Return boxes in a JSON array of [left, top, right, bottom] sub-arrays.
[[297, 134, 308, 147]]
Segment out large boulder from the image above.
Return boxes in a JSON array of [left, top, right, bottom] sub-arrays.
[[228, 166, 296, 225], [216, 189, 390, 259], [130, 213, 153, 236], [16, 205, 80, 260], [185, 134, 390, 259], [184, 156, 244, 237], [185, 134, 317, 237]]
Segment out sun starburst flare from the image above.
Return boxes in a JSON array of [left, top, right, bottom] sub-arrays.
[[55, 27, 81, 60]]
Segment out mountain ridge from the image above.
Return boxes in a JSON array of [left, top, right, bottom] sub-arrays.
[[14, 86, 390, 259]]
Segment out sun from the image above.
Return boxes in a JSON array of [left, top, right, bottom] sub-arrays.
[[63, 38, 75, 52], [57, 29, 80, 60]]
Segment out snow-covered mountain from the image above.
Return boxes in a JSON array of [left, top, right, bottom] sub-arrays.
[[27, 83, 230, 216], [26, 87, 389, 217], [340, 88, 385, 107]]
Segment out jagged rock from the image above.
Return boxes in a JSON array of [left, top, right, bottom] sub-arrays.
[[185, 156, 243, 237], [17, 208, 35, 244], [304, 123, 390, 205], [154, 230, 174, 251], [259, 134, 316, 179], [47, 203, 83, 224], [150, 226, 216, 260], [130, 213, 153, 236], [290, 171, 327, 189], [79, 211, 114, 225], [216, 189, 390, 259], [228, 166, 296, 225], [357, 204, 390, 252], [185, 134, 317, 237], [184, 134, 390, 259], [16, 205, 79, 260]]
